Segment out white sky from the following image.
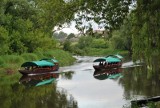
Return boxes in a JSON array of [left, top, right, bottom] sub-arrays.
[[57, 21, 104, 34]]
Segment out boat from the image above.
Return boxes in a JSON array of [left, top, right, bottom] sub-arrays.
[[18, 58, 59, 75], [19, 73, 59, 87], [93, 54, 123, 71]]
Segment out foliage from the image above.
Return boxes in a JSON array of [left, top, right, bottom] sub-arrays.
[[0, 27, 10, 55], [74, 0, 133, 33], [76, 36, 93, 49], [53, 31, 68, 40], [110, 30, 125, 50], [0, 0, 75, 55], [91, 38, 109, 48], [21, 53, 38, 61], [63, 40, 72, 52], [68, 35, 128, 56], [0, 49, 76, 75], [131, 0, 160, 63], [67, 33, 75, 39]]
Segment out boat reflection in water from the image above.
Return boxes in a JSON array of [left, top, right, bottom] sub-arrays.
[[93, 68, 123, 80], [19, 73, 59, 87]]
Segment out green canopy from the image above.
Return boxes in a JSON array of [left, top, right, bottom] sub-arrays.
[[105, 54, 123, 59], [36, 78, 55, 86], [93, 56, 121, 63], [114, 54, 123, 59], [21, 60, 54, 67]]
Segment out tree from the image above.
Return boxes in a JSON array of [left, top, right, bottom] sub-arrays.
[[67, 33, 75, 39], [74, 0, 133, 33], [131, 0, 160, 62], [0, 27, 10, 55]]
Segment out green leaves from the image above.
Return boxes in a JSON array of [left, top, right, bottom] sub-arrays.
[[0, 27, 9, 55], [75, 0, 132, 32]]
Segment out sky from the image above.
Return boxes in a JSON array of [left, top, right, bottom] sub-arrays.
[[56, 20, 105, 34]]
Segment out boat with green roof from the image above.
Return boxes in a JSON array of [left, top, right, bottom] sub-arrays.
[[93, 54, 123, 71], [19, 58, 59, 75]]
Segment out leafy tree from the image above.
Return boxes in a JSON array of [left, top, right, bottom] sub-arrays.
[[131, 0, 160, 62], [91, 38, 109, 48], [63, 40, 72, 51], [0, 0, 63, 54], [110, 30, 124, 50], [77, 36, 93, 49], [110, 15, 133, 53], [67, 33, 75, 39], [74, 0, 133, 33], [0, 27, 10, 55]]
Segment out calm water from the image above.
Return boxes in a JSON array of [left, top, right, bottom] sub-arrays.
[[0, 56, 160, 108]]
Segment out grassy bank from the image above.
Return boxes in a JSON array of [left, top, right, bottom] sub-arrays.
[[0, 49, 76, 76]]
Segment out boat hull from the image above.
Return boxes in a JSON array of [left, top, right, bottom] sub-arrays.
[[93, 63, 122, 71], [19, 66, 59, 75]]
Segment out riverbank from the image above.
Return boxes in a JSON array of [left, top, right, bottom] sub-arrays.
[[0, 49, 76, 76]]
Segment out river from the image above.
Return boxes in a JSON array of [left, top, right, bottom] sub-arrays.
[[0, 56, 160, 108], [58, 56, 129, 108]]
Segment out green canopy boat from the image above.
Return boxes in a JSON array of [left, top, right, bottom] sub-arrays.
[[93, 54, 123, 71], [19, 58, 59, 75], [21, 60, 55, 67], [93, 56, 121, 63]]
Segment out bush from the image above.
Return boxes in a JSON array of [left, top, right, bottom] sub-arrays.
[[91, 39, 109, 48], [0, 57, 4, 67], [21, 53, 38, 61], [43, 49, 76, 66], [3, 55, 24, 65]]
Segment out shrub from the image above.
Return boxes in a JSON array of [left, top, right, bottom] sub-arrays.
[[21, 53, 38, 61]]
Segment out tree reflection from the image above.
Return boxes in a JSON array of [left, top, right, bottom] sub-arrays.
[[60, 71, 75, 80], [119, 63, 160, 101], [0, 74, 78, 108]]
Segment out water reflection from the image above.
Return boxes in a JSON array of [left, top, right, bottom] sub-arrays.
[[119, 65, 160, 102], [19, 73, 59, 87], [93, 68, 123, 80], [60, 71, 75, 80]]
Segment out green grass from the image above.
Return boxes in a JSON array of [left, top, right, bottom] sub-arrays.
[[0, 49, 76, 76], [21, 53, 38, 61]]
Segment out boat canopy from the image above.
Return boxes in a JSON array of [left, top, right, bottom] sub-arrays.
[[114, 54, 123, 59], [93, 57, 121, 63], [21, 60, 54, 67], [105, 54, 123, 59]]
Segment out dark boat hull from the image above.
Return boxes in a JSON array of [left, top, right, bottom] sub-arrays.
[[19, 66, 59, 75], [93, 63, 122, 71]]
